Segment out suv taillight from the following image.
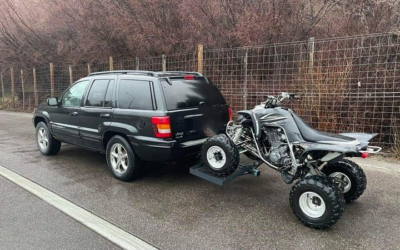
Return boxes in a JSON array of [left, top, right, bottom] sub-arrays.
[[151, 116, 172, 138], [228, 108, 233, 121]]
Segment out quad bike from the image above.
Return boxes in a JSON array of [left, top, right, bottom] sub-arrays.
[[201, 93, 381, 229]]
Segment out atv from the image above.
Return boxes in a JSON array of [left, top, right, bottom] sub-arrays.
[[201, 92, 381, 229]]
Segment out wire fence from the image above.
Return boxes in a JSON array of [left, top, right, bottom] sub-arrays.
[[1, 33, 399, 147]]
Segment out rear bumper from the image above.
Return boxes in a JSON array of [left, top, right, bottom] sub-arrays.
[[128, 135, 206, 162]]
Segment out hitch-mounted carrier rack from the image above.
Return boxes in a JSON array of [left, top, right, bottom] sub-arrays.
[[190, 161, 263, 186]]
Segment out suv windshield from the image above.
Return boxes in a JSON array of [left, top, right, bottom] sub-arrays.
[[160, 77, 226, 110]]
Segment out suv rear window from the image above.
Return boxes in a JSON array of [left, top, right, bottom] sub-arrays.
[[160, 78, 226, 110], [117, 79, 153, 110]]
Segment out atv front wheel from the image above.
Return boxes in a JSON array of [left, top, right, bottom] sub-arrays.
[[322, 159, 367, 203], [201, 134, 239, 177], [290, 176, 345, 229]]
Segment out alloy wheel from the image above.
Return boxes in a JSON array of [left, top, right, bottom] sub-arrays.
[[110, 143, 129, 173], [37, 127, 49, 150]]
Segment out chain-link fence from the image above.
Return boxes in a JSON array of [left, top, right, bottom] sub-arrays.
[[1, 33, 399, 147]]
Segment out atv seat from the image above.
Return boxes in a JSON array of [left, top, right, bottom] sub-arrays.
[[291, 113, 359, 145]]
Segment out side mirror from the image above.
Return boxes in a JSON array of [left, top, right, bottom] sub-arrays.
[[47, 97, 59, 106]]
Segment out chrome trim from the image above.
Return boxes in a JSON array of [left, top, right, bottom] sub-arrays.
[[51, 122, 99, 133], [79, 127, 98, 133], [50, 122, 77, 129]]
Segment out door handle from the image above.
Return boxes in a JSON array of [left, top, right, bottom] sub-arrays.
[[70, 112, 78, 116], [100, 113, 111, 118]]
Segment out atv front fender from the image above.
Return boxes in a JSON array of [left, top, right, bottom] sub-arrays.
[[237, 111, 262, 139]]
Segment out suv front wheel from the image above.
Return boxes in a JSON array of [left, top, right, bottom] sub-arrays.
[[35, 122, 61, 155], [106, 135, 143, 181]]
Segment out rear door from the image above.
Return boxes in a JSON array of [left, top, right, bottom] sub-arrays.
[[160, 76, 229, 142], [80, 76, 116, 150]]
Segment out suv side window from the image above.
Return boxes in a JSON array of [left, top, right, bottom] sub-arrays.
[[86, 79, 110, 107], [118, 80, 153, 110], [104, 80, 115, 107], [61, 80, 89, 107]]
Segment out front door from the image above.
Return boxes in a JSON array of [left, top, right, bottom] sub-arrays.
[[80, 77, 116, 150], [51, 80, 89, 145]]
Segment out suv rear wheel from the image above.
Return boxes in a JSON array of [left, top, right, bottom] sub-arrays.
[[106, 135, 143, 181], [35, 122, 61, 155]]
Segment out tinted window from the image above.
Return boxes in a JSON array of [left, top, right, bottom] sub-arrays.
[[86, 79, 109, 107], [61, 80, 89, 107], [104, 80, 115, 107], [118, 80, 153, 110], [161, 78, 226, 110]]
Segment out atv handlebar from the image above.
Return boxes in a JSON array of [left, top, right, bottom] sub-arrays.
[[261, 92, 301, 108]]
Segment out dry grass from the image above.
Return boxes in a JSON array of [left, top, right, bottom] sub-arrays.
[[293, 57, 352, 132]]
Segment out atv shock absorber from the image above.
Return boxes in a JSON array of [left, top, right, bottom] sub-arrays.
[[232, 126, 243, 143]]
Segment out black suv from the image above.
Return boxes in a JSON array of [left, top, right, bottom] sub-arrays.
[[33, 71, 231, 181]]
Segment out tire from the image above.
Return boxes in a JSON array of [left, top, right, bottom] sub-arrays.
[[321, 159, 367, 203], [290, 176, 345, 229], [106, 135, 143, 182], [35, 122, 61, 155], [201, 134, 239, 177]]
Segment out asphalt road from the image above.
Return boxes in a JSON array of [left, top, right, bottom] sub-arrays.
[[0, 110, 400, 250]]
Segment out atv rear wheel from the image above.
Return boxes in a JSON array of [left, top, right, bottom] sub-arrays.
[[322, 159, 366, 203], [201, 134, 239, 177], [290, 176, 345, 229]]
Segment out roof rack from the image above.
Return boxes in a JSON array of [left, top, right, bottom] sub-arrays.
[[88, 70, 157, 77], [88, 70, 203, 77], [155, 71, 203, 76]]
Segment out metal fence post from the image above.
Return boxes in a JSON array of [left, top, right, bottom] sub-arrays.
[[162, 54, 166, 72], [1, 71, 4, 108], [11, 67, 15, 109], [135, 57, 140, 70], [109, 56, 114, 71], [306, 37, 315, 122], [87, 63, 91, 75], [69, 65, 73, 85], [21, 70, 25, 111], [33, 68, 38, 106], [243, 47, 248, 110], [50, 63, 54, 97], [197, 44, 203, 74], [308, 37, 315, 73]]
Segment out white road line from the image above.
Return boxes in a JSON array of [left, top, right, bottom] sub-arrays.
[[0, 164, 158, 250]]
